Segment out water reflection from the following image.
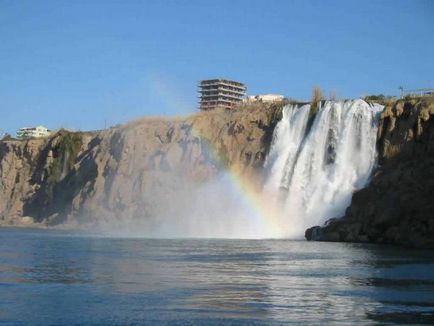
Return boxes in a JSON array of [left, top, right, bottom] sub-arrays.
[[1, 229, 434, 324]]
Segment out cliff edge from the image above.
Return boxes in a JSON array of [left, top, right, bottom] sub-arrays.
[[306, 97, 434, 248], [0, 103, 282, 227]]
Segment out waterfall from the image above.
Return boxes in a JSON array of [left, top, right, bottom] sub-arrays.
[[263, 99, 383, 238], [60, 150, 70, 181]]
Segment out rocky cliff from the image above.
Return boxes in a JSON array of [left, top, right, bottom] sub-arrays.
[[306, 97, 434, 248], [0, 104, 282, 228], [3, 97, 434, 245]]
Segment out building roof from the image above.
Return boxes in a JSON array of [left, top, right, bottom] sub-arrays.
[[199, 79, 245, 88]]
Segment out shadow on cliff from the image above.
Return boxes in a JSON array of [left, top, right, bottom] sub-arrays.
[[306, 97, 434, 248], [9, 102, 284, 237]]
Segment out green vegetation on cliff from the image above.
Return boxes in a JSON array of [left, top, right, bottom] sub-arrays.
[[48, 133, 83, 183], [306, 86, 324, 133]]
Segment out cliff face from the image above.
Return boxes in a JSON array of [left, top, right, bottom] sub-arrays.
[[4, 97, 434, 245], [0, 132, 97, 225], [0, 104, 282, 227], [306, 98, 434, 248], [0, 138, 46, 224]]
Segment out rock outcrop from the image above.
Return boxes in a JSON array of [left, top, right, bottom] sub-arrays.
[[0, 104, 282, 227], [306, 97, 434, 248], [3, 96, 434, 246]]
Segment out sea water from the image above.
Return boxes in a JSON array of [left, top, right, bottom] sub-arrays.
[[1, 228, 434, 324]]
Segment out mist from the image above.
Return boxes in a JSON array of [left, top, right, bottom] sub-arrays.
[[90, 171, 273, 239], [81, 100, 382, 239]]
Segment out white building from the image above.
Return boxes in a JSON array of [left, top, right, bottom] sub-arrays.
[[244, 94, 284, 103], [16, 126, 51, 139]]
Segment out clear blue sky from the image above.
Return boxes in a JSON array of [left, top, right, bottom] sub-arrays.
[[1, 0, 433, 134]]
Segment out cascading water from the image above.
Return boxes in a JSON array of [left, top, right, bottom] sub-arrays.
[[92, 99, 382, 239], [263, 99, 383, 238]]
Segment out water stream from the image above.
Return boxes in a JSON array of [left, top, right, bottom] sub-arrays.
[[263, 100, 383, 237]]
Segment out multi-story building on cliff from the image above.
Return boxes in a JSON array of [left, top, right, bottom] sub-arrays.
[[16, 126, 51, 139], [198, 79, 246, 110]]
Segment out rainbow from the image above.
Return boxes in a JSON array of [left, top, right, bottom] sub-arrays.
[[188, 119, 285, 239], [143, 75, 286, 238]]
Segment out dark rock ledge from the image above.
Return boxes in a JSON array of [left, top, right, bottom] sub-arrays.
[[306, 97, 434, 248]]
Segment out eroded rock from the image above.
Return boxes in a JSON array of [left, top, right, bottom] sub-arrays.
[[306, 97, 434, 248]]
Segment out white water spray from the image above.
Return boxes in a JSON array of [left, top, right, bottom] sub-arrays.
[[263, 100, 383, 238]]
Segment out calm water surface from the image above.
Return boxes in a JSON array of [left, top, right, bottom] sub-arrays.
[[1, 228, 434, 324]]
